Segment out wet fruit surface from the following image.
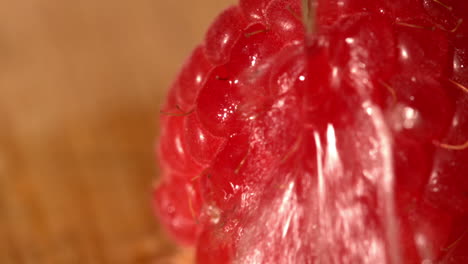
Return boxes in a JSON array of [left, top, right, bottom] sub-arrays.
[[154, 0, 468, 263]]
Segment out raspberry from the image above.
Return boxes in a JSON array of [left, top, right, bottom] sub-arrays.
[[154, 0, 468, 263]]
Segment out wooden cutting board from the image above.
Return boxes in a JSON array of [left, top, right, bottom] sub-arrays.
[[0, 0, 233, 263]]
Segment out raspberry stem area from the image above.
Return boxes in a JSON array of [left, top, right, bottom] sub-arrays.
[[302, 0, 316, 40]]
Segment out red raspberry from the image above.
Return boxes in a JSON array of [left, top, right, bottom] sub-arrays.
[[154, 0, 468, 263]]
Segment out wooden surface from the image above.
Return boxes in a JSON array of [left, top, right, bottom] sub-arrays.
[[0, 0, 233, 263]]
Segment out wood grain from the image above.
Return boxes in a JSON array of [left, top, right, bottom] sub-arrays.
[[0, 0, 234, 263]]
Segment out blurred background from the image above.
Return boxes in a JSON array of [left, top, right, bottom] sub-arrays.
[[0, 0, 233, 263]]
